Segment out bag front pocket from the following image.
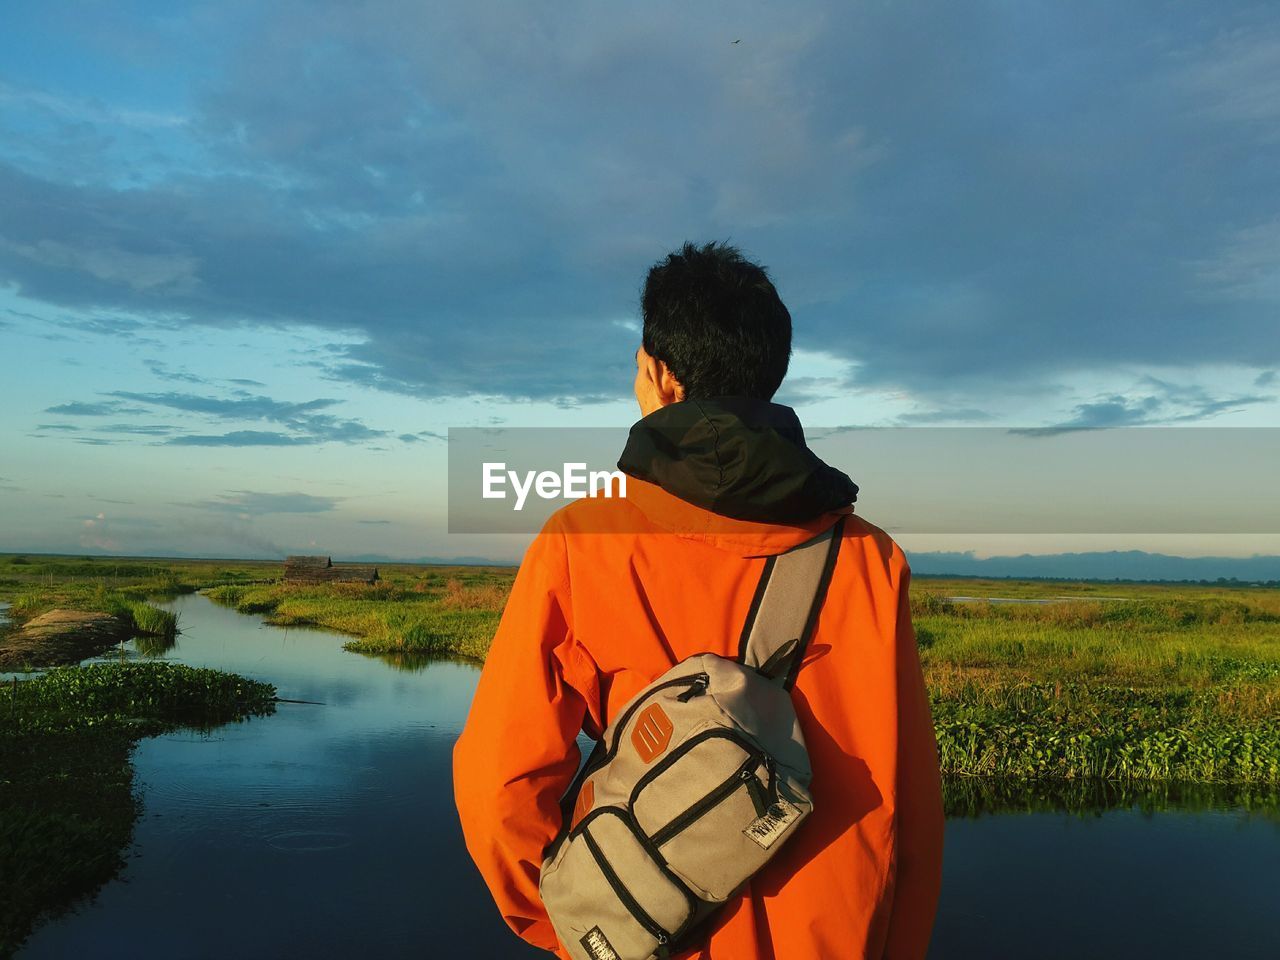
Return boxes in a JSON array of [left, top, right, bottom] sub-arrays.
[[631, 730, 806, 902], [541, 808, 693, 960]]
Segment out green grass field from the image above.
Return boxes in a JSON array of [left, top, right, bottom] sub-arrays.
[[3, 554, 1278, 788]]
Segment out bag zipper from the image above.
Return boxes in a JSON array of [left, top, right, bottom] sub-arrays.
[[676, 674, 709, 702], [649, 751, 765, 848], [546, 672, 713, 862], [579, 671, 712, 780], [582, 825, 671, 948]]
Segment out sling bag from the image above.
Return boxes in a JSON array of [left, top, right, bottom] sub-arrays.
[[539, 518, 845, 960]]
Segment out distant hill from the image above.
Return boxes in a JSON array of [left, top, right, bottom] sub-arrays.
[[906, 549, 1280, 583]]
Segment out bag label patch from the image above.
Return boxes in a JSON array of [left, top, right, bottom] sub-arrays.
[[743, 798, 801, 849], [581, 926, 620, 960], [631, 703, 674, 763]]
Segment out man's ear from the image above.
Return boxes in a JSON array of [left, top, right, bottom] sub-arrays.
[[654, 359, 685, 405], [636, 345, 685, 416]]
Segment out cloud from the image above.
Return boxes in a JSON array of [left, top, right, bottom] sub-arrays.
[[1014, 377, 1276, 435], [91, 424, 175, 436], [107, 390, 337, 419], [78, 511, 117, 551], [164, 430, 313, 447], [33, 418, 172, 438], [1173, 26, 1280, 127], [144, 359, 209, 384], [398, 429, 448, 443], [85, 389, 388, 445], [0, 81, 186, 131], [177, 490, 343, 515], [1190, 219, 1280, 303], [0, 1, 1277, 412], [896, 408, 996, 426], [45, 400, 147, 416]]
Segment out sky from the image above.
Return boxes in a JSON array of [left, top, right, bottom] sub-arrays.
[[1, 0, 1278, 564]]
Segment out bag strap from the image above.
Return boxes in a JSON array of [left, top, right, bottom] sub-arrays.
[[737, 517, 845, 688]]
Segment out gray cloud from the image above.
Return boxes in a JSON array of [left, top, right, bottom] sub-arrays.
[[45, 400, 147, 416], [93, 423, 175, 436], [43, 385, 385, 446], [91, 389, 387, 445], [398, 429, 448, 443], [896, 408, 996, 426], [1013, 377, 1275, 435], [0, 2, 1278, 410], [165, 430, 314, 447], [177, 490, 344, 515], [144, 359, 208, 384], [107, 390, 338, 420]]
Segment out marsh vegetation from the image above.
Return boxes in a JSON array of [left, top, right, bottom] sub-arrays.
[[0, 662, 275, 956], [914, 586, 1280, 786], [1, 554, 1277, 955]]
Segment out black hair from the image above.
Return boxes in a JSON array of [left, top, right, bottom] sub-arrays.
[[641, 241, 792, 401]]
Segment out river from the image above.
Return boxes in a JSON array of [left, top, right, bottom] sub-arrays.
[[17, 595, 1280, 958]]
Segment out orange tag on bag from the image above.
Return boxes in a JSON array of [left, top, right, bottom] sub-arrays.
[[631, 704, 674, 763]]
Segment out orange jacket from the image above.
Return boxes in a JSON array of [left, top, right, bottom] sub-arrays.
[[453, 401, 943, 959]]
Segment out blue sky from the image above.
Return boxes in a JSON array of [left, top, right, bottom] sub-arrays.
[[1, 0, 1278, 562]]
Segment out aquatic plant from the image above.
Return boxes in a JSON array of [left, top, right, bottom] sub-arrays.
[[127, 602, 178, 641], [0, 663, 275, 955]]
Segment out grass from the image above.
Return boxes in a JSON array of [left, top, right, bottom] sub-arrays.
[[0, 662, 276, 957], [5, 553, 1279, 799], [203, 568, 512, 661], [914, 588, 1280, 790], [0, 554, 280, 668], [200, 567, 1280, 791]]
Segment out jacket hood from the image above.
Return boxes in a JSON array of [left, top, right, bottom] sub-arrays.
[[617, 398, 858, 546]]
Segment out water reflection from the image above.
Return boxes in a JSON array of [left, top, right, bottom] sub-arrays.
[[944, 774, 1280, 818], [132, 630, 179, 658], [19, 594, 544, 959]]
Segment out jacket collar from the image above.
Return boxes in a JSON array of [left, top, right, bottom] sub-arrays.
[[617, 397, 857, 555]]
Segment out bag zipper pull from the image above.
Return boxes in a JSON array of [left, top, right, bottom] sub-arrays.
[[765, 756, 780, 808], [742, 765, 769, 817], [676, 674, 709, 702]]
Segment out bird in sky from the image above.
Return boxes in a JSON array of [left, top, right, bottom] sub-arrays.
[[731, 39, 741, 44]]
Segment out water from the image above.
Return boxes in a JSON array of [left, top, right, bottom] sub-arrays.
[[17, 595, 1280, 958], [18, 595, 545, 959], [936, 810, 1280, 958]]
